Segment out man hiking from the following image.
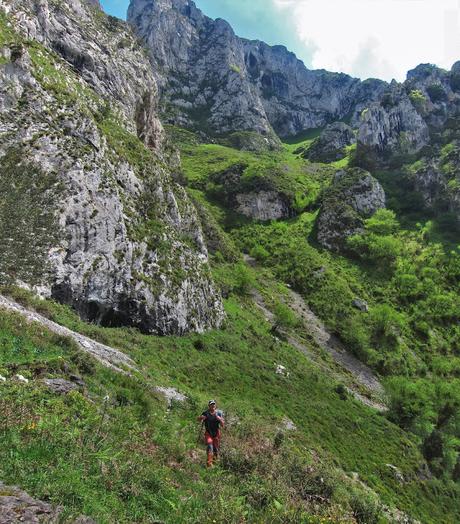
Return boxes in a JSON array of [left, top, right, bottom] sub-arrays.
[[198, 399, 224, 468]]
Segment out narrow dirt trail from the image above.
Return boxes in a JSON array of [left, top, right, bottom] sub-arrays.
[[0, 294, 137, 374], [244, 256, 387, 411], [286, 288, 384, 396]]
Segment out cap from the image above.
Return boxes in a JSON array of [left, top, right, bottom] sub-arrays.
[[208, 399, 216, 405]]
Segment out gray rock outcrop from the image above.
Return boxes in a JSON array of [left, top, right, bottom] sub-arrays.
[[0, 0, 224, 335], [235, 190, 292, 221], [317, 168, 386, 252], [0, 481, 61, 523], [3, 0, 165, 152], [357, 84, 430, 161], [408, 146, 460, 220], [303, 122, 356, 163], [43, 378, 80, 395], [208, 163, 294, 220]]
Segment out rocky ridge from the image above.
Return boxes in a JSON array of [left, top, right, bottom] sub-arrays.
[[0, 0, 224, 335], [127, 0, 460, 183], [127, 0, 386, 141]]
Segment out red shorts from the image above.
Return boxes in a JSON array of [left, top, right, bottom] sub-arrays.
[[204, 431, 221, 452]]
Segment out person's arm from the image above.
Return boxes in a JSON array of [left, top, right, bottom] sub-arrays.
[[197, 412, 207, 422], [217, 414, 225, 428]]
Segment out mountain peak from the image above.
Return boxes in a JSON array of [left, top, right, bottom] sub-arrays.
[[128, 0, 386, 139]]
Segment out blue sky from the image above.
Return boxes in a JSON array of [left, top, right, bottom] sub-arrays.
[[100, 0, 460, 81]]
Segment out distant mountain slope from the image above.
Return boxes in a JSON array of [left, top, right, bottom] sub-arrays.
[[127, 0, 386, 139]]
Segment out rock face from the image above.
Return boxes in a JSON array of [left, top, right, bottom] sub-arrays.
[[356, 65, 460, 165], [127, 0, 385, 140], [3, 0, 164, 152], [317, 168, 386, 252], [235, 190, 292, 221], [0, 0, 224, 335], [408, 145, 460, 219], [127, 0, 276, 142], [405, 63, 460, 130], [357, 84, 430, 161], [303, 122, 356, 163], [0, 481, 61, 523]]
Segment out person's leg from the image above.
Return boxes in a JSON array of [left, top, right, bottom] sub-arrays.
[[204, 432, 214, 467], [212, 431, 221, 459]]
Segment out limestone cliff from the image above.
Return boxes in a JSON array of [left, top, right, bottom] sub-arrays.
[[127, 0, 386, 141], [0, 0, 224, 334]]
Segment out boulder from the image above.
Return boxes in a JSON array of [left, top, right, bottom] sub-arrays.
[[0, 482, 60, 523], [304, 122, 356, 163], [155, 386, 187, 407], [353, 298, 369, 312], [317, 168, 386, 252], [42, 378, 80, 395], [13, 374, 29, 384]]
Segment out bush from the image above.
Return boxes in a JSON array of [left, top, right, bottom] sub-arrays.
[[349, 488, 383, 524], [365, 209, 399, 235], [409, 89, 427, 109], [250, 244, 270, 262], [272, 302, 299, 332], [233, 263, 256, 295], [426, 84, 447, 103]]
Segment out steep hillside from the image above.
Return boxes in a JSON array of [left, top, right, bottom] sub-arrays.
[[1, 0, 460, 522]]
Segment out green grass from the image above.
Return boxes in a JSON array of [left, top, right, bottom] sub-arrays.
[[176, 130, 332, 218], [2, 5, 460, 518], [0, 11, 18, 48], [1, 266, 460, 523]]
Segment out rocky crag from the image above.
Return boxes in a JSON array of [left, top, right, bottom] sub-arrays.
[[317, 168, 386, 252], [0, 0, 224, 334], [127, 0, 460, 224], [127, 0, 386, 142]]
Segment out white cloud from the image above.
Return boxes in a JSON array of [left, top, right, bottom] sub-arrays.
[[272, 0, 460, 81]]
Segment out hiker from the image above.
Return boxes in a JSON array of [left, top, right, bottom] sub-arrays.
[[198, 399, 224, 467]]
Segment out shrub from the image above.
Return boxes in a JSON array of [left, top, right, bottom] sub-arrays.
[[233, 263, 256, 295], [250, 244, 270, 262], [230, 63, 242, 74], [426, 84, 447, 103], [349, 488, 383, 524], [365, 209, 399, 235], [409, 89, 427, 110], [272, 302, 299, 332]]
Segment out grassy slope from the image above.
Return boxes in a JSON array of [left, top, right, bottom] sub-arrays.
[[2, 118, 458, 521], [1, 279, 458, 523], [1, 8, 459, 521]]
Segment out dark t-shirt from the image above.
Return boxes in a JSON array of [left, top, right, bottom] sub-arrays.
[[201, 410, 222, 437]]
